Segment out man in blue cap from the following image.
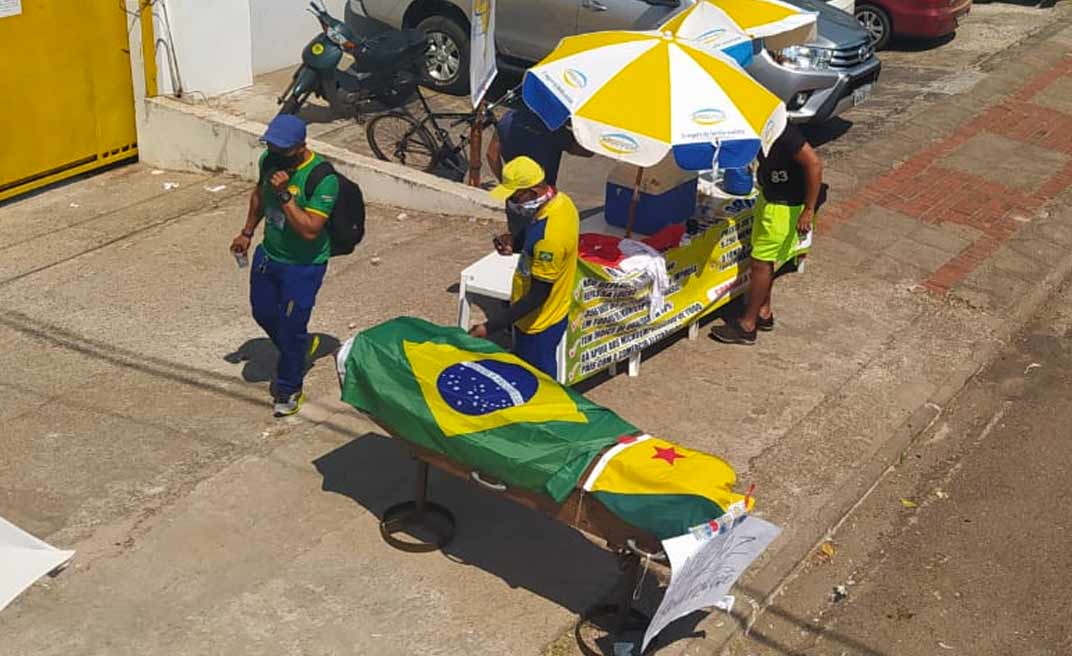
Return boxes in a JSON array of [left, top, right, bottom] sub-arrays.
[[230, 114, 339, 416]]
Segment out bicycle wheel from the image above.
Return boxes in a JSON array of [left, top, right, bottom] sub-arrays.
[[366, 112, 438, 172]]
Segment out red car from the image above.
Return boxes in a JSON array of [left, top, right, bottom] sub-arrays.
[[855, 0, 972, 49]]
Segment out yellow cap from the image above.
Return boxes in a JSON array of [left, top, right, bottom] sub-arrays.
[[489, 156, 546, 201]]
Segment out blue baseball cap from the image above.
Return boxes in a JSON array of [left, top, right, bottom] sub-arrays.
[[262, 114, 307, 149]]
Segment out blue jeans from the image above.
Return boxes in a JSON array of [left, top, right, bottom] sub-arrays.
[[513, 317, 567, 379], [250, 246, 326, 398]]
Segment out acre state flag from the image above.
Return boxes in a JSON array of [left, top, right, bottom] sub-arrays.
[[583, 434, 750, 539], [338, 317, 637, 501]]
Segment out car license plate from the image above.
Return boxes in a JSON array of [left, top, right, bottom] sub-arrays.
[[853, 84, 873, 106]]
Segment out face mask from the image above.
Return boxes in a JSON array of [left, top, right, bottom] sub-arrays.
[[264, 150, 303, 171], [506, 188, 554, 219]]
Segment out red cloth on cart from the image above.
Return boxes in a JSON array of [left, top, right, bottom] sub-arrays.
[[642, 223, 685, 251], [579, 233, 625, 267], [579, 223, 686, 267]]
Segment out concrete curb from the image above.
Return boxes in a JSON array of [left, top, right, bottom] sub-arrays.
[[696, 186, 1072, 656], [136, 96, 502, 220]]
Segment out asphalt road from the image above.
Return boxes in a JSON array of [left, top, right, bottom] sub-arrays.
[[723, 278, 1072, 656]]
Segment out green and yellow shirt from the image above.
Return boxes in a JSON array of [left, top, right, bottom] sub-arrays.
[[259, 150, 338, 265]]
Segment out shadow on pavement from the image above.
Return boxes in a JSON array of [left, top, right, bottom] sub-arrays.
[[1, 308, 888, 655], [884, 33, 956, 53], [222, 333, 341, 383], [803, 118, 853, 149], [289, 102, 339, 126], [312, 433, 623, 615], [729, 585, 891, 656]]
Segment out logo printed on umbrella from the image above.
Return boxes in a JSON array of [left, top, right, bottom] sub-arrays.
[[599, 133, 640, 155], [563, 68, 588, 89], [694, 28, 729, 48], [691, 108, 727, 126]]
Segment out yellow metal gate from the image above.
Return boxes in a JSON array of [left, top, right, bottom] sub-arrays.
[[0, 0, 138, 202]]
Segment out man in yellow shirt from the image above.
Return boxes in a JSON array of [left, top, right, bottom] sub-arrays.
[[468, 157, 578, 379]]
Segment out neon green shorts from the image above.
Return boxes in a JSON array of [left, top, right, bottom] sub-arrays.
[[750, 197, 810, 263]]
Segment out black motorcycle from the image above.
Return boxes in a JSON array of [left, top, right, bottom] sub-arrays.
[[277, 2, 428, 117]]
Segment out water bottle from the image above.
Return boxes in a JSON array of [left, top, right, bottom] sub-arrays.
[[234, 251, 249, 268], [688, 520, 719, 541]]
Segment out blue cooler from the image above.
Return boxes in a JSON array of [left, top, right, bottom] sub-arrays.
[[605, 159, 698, 235], [721, 167, 753, 196]]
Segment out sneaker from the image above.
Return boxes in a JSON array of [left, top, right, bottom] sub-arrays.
[[709, 320, 757, 345], [757, 314, 775, 332], [273, 391, 305, 417]]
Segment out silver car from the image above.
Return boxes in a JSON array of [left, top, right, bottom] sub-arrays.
[[350, 0, 880, 124]]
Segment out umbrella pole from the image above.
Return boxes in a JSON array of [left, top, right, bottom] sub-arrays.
[[624, 166, 644, 239], [467, 100, 486, 187]]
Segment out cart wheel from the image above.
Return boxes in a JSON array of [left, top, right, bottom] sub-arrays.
[[380, 500, 456, 552], [574, 603, 652, 656]]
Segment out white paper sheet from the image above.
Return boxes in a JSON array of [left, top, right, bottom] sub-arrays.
[[0, 517, 74, 612], [642, 516, 781, 653], [0, 0, 21, 19]]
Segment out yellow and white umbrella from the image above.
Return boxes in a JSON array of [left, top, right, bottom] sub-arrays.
[[522, 30, 786, 171], [663, 0, 818, 52], [655, 3, 756, 67]]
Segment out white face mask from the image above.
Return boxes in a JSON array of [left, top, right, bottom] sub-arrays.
[[507, 187, 554, 219]]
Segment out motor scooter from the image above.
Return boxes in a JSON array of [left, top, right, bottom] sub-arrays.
[[277, 1, 428, 117]]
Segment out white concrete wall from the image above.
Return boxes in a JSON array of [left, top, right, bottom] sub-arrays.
[[250, 0, 348, 75], [156, 0, 254, 97], [128, 0, 498, 218], [146, 0, 352, 95], [137, 96, 502, 219]]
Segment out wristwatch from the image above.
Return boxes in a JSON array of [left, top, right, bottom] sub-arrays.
[[241, 228, 255, 238], [276, 190, 293, 204]]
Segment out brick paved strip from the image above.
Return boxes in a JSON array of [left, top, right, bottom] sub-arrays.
[[821, 55, 1072, 293]]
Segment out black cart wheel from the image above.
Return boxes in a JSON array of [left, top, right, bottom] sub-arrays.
[[380, 500, 456, 553]]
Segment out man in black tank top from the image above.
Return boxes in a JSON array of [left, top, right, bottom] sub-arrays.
[[711, 123, 824, 345]]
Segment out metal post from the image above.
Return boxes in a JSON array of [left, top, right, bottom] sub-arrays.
[[415, 460, 429, 513], [467, 100, 486, 187], [625, 166, 645, 239], [613, 554, 641, 633]]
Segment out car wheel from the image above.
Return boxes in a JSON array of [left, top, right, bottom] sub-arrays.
[[417, 15, 470, 96], [855, 4, 892, 50]]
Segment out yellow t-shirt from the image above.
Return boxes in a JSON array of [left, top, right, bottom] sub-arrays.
[[511, 192, 579, 334]]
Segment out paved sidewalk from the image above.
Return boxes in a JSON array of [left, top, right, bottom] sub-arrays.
[[822, 55, 1072, 299], [1, 13, 1071, 656], [722, 279, 1072, 656]]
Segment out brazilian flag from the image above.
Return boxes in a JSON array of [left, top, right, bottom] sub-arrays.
[[339, 317, 637, 502], [582, 435, 750, 539]]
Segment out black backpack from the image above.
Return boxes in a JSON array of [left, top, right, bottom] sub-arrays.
[[304, 161, 366, 256]]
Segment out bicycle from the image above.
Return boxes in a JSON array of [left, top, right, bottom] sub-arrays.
[[365, 86, 518, 183]]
